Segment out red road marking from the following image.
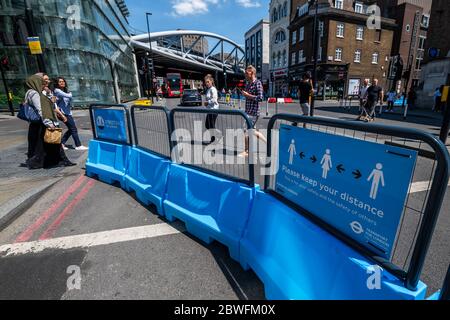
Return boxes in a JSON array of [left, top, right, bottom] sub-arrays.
[[38, 180, 96, 240], [15, 175, 87, 243]]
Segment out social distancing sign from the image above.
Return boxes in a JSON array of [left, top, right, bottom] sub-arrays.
[[93, 109, 128, 143], [276, 125, 417, 260]]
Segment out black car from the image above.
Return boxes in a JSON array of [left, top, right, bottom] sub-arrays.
[[180, 89, 202, 106]]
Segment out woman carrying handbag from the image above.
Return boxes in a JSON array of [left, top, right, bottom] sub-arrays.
[[24, 75, 76, 169]]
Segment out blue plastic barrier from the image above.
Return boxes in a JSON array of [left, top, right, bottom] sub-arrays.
[[85, 140, 130, 188], [239, 190, 428, 300], [124, 147, 171, 215], [163, 164, 257, 261]]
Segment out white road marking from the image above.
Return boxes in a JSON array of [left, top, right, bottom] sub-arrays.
[[410, 180, 450, 194], [0, 223, 183, 257]]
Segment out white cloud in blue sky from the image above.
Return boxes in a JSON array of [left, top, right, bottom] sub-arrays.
[[126, 0, 269, 43], [235, 0, 261, 8]]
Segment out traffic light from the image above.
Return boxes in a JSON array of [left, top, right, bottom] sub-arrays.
[[148, 58, 154, 70], [222, 66, 227, 76], [0, 56, 10, 70]]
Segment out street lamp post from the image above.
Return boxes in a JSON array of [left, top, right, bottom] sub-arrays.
[[310, 0, 319, 116], [146, 12, 154, 103]]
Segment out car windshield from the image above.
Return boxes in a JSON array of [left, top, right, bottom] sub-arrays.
[[184, 90, 198, 95]]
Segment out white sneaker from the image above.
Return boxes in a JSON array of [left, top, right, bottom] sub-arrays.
[[62, 144, 68, 150], [75, 146, 88, 151]]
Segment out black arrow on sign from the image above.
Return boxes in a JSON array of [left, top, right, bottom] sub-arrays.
[[299, 152, 305, 159], [352, 170, 362, 179], [310, 155, 317, 163], [337, 164, 345, 173]]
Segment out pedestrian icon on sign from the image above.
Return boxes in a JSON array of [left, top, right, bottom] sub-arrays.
[[320, 149, 333, 179], [288, 139, 296, 165], [368, 163, 385, 200]]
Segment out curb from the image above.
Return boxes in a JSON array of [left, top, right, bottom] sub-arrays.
[[0, 177, 62, 231]]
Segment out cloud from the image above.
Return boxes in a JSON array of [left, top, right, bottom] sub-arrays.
[[171, 0, 221, 16], [235, 0, 261, 8]]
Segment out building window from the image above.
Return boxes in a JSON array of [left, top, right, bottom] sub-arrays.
[[415, 57, 422, 70], [292, 30, 297, 44], [275, 31, 286, 44], [372, 52, 379, 64], [335, 48, 343, 61], [336, 23, 345, 38], [318, 46, 322, 61], [418, 36, 426, 49], [277, 51, 281, 67], [283, 1, 288, 17], [291, 52, 297, 66], [319, 21, 324, 37], [354, 49, 361, 63], [375, 29, 381, 42], [335, 0, 343, 9], [421, 14, 430, 28], [355, 2, 363, 14], [272, 53, 276, 68], [273, 8, 278, 22], [283, 50, 287, 66], [356, 26, 364, 40], [299, 27, 304, 42], [299, 50, 305, 63]]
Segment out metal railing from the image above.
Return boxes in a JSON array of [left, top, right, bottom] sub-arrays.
[[169, 108, 255, 186], [131, 105, 172, 159], [264, 114, 450, 291]]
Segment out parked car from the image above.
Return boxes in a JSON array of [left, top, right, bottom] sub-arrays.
[[180, 89, 202, 106]]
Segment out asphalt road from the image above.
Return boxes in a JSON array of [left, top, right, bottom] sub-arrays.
[[0, 98, 448, 300]]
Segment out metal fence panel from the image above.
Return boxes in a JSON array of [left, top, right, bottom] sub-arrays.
[[131, 106, 171, 158], [264, 114, 450, 290], [170, 108, 255, 185]]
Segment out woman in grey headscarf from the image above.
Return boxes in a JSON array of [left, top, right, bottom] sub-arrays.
[[25, 75, 75, 169]]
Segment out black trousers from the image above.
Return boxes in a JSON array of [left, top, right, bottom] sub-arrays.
[[27, 122, 70, 169], [205, 114, 218, 143], [28, 122, 44, 161], [205, 113, 218, 130]]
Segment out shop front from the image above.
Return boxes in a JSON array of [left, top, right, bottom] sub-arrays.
[[271, 68, 289, 97]]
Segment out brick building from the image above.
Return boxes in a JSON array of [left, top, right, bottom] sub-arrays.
[[288, 0, 396, 99], [417, 0, 450, 109], [383, 0, 431, 93]]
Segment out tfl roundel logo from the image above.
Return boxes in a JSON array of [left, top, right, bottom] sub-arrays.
[[96, 116, 105, 129]]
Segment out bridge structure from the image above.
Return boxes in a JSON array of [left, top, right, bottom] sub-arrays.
[[130, 30, 246, 92]]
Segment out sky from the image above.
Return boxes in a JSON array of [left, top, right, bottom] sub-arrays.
[[125, 0, 270, 45]]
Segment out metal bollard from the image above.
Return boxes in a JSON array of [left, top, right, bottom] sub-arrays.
[[266, 99, 269, 116]]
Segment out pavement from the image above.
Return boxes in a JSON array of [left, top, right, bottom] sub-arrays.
[[0, 100, 448, 300]]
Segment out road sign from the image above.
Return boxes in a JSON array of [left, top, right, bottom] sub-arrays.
[[93, 108, 128, 143], [27, 37, 43, 55], [276, 125, 417, 260], [428, 47, 440, 59]]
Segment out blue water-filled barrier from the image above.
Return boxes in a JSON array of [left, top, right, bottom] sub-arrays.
[[163, 164, 257, 261], [85, 140, 130, 188], [123, 147, 171, 215], [239, 190, 428, 300]]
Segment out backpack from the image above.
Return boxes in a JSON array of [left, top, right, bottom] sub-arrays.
[[17, 91, 41, 123]]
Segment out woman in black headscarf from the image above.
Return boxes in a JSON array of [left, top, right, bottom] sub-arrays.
[[25, 74, 75, 169]]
